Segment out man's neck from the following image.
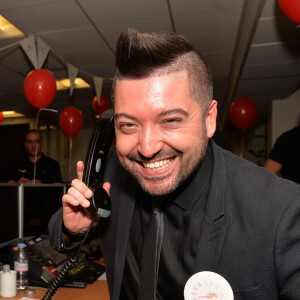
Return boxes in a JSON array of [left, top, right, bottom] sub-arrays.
[[28, 153, 42, 163]]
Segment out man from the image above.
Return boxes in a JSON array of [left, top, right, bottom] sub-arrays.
[[49, 29, 300, 299], [264, 124, 300, 184], [7, 129, 62, 183]]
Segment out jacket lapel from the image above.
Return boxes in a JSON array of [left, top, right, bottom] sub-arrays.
[[194, 141, 231, 273], [194, 214, 230, 272], [112, 175, 137, 300]]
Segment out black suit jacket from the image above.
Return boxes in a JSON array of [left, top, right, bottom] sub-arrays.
[[49, 142, 300, 299]]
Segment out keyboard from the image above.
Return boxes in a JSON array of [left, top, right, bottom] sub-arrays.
[[67, 261, 105, 284]]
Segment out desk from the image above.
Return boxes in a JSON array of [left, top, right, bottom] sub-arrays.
[[0, 280, 110, 300]]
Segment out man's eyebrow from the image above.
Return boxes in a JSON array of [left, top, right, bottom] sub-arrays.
[[114, 113, 138, 121], [114, 109, 188, 121], [158, 109, 188, 118]]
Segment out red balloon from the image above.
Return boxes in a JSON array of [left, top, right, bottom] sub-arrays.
[[92, 95, 110, 115], [0, 112, 3, 123], [229, 97, 258, 130], [24, 69, 57, 109], [59, 106, 84, 137], [278, 0, 300, 24]]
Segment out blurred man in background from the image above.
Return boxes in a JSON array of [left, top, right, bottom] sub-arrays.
[[7, 129, 62, 184]]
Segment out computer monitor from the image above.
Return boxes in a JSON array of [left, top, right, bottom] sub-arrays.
[[0, 184, 21, 248], [21, 184, 66, 238]]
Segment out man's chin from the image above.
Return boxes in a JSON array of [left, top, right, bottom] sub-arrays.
[[138, 178, 179, 197]]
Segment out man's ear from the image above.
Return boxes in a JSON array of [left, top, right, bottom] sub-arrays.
[[205, 100, 217, 138]]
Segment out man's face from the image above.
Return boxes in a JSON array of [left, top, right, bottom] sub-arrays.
[[114, 71, 217, 196], [25, 132, 42, 157]]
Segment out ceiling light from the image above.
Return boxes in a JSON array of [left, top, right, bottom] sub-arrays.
[[39, 125, 57, 130], [56, 77, 90, 90], [0, 15, 24, 38], [2, 111, 25, 118]]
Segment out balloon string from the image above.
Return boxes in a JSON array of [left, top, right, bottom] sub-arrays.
[[40, 108, 58, 113], [69, 137, 72, 184], [240, 131, 245, 158], [33, 109, 41, 184]]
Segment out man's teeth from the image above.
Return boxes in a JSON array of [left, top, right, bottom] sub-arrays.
[[143, 159, 172, 170]]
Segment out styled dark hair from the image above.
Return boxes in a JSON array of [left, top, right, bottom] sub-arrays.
[[113, 28, 213, 113]]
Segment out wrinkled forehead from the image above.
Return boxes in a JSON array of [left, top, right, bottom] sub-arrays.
[[114, 70, 189, 94], [114, 71, 191, 110]]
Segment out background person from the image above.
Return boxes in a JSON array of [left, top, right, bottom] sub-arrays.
[[264, 124, 300, 184], [7, 129, 62, 184], [49, 29, 300, 299]]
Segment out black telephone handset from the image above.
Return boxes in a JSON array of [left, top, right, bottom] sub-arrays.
[[82, 108, 115, 218]]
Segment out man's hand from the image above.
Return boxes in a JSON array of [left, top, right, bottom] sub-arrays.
[[17, 177, 31, 184], [28, 179, 43, 184], [8, 178, 43, 184], [62, 161, 110, 233]]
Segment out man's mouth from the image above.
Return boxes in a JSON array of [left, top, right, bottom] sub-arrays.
[[142, 158, 173, 171]]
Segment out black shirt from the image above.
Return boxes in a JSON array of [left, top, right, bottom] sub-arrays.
[[9, 153, 63, 183], [269, 125, 300, 184], [121, 142, 213, 299]]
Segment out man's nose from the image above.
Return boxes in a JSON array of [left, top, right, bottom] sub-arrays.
[[137, 125, 163, 159]]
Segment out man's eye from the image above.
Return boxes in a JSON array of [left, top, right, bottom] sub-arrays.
[[119, 123, 137, 133], [162, 118, 182, 129], [165, 118, 180, 123], [28, 140, 40, 143], [164, 118, 182, 125], [121, 123, 134, 128]]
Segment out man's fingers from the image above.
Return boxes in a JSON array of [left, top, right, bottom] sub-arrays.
[[64, 185, 92, 208], [62, 178, 93, 213], [103, 182, 111, 196], [70, 178, 93, 198], [62, 193, 80, 208], [77, 161, 85, 181]]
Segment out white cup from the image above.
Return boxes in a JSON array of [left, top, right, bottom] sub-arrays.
[[0, 270, 17, 297]]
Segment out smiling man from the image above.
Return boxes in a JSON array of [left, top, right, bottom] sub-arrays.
[[49, 29, 300, 300], [114, 71, 216, 196]]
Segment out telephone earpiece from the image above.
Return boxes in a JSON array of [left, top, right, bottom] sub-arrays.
[[82, 109, 115, 218], [85, 186, 111, 218]]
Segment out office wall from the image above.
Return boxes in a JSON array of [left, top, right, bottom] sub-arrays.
[[63, 128, 93, 182]]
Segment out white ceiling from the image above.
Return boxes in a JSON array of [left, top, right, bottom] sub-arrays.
[[0, 0, 299, 129]]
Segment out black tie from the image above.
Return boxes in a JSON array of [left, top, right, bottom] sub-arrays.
[[139, 207, 164, 300]]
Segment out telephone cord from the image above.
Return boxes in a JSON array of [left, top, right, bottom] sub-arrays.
[[41, 215, 97, 300]]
